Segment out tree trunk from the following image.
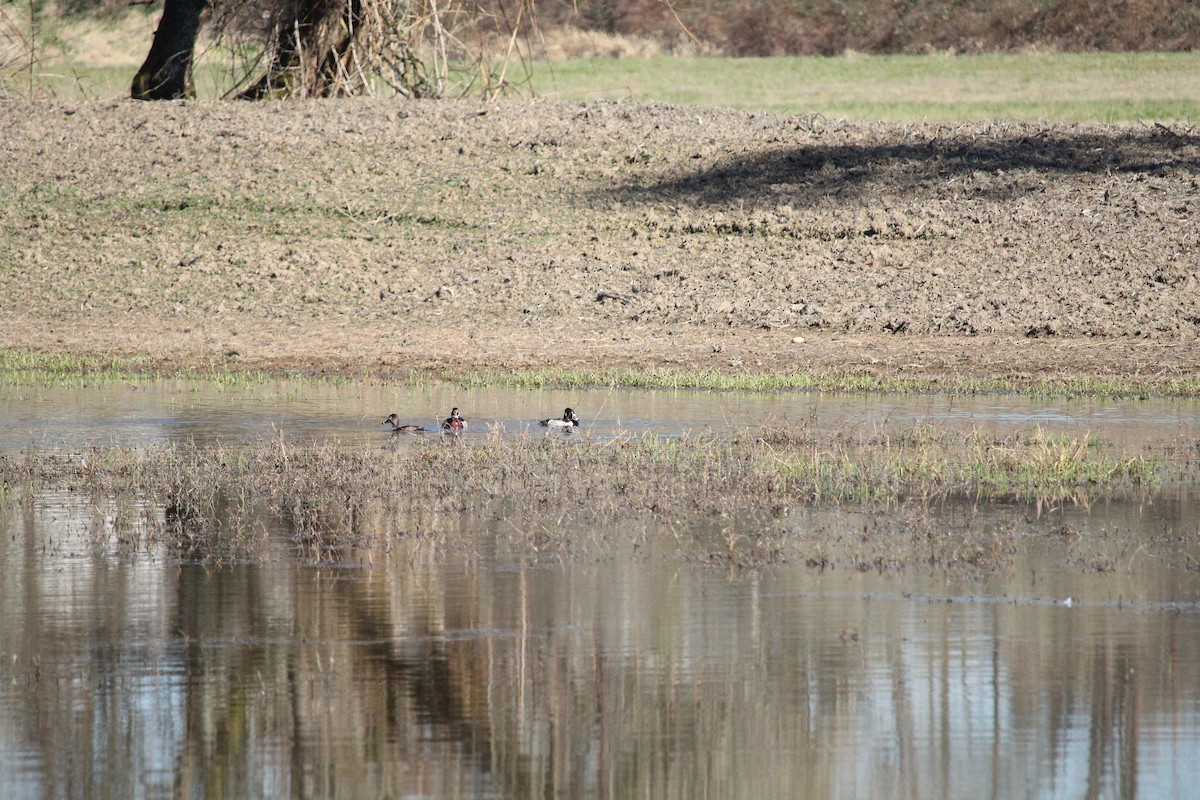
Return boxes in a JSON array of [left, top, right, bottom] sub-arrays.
[[131, 0, 209, 100], [238, 0, 366, 100]]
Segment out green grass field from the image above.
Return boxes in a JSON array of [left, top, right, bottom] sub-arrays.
[[4, 9, 1198, 122], [527, 51, 1200, 122]]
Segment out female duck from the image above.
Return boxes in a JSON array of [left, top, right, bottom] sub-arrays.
[[442, 407, 467, 431], [383, 413, 426, 433], [540, 407, 580, 428]]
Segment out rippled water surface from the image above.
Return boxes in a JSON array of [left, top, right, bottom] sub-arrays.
[[2, 377, 1199, 448], [1, 380, 1199, 799]]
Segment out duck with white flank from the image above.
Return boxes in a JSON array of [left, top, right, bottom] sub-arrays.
[[383, 413, 426, 433], [539, 407, 580, 428], [442, 407, 467, 431]]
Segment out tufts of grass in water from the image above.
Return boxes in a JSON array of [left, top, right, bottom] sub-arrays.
[[759, 426, 1165, 505], [0, 424, 1176, 552], [961, 430, 1161, 495]]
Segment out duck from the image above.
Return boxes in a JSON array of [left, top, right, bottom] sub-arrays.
[[441, 407, 467, 431], [540, 407, 580, 428], [383, 413, 426, 433]]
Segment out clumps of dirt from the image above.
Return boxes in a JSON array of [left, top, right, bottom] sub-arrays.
[[0, 98, 1197, 383]]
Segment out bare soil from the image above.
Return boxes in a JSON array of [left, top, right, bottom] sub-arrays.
[[1, 98, 1198, 388]]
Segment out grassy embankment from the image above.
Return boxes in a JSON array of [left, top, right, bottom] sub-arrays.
[[532, 51, 1200, 122], [4, 352, 1200, 399]]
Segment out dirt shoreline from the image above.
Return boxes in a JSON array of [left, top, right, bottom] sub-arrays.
[[5, 315, 1200, 391], [2, 98, 1198, 389]]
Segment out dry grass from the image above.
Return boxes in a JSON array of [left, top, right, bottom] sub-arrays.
[[478, 0, 1200, 57], [0, 422, 1180, 569]]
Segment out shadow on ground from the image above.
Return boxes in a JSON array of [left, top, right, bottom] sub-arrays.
[[611, 124, 1200, 207]]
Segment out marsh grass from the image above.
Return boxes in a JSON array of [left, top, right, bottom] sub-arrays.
[[448, 365, 1200, 399], [1, 422, 1178, 568], [0, 351, 344, 388], [4, 350, 1199, 400]]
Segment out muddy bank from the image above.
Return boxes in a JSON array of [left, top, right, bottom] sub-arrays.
[[1, 99, 1197, 387]]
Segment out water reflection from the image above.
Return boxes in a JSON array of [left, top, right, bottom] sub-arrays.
[[2, 379, 1199, 450], [1, 494, 1197, 799]]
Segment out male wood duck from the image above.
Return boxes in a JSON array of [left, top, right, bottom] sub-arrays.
[[383, 413, 426, 433], [442, 407, 466, 431], [539, 407, 580, 428]]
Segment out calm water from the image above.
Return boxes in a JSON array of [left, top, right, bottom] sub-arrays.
[[2, 378, 1199, 448], [2, 381, 1199, 799]]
